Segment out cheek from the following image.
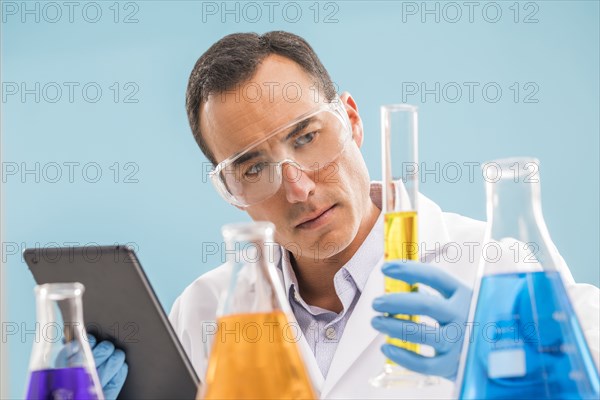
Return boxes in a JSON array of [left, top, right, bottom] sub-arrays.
[[246, 205, 275, 223], [245, 202, 291, 235], [331, 146, 369, 188]]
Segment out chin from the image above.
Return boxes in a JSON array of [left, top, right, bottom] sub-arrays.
[[309, 225, 357, 261]]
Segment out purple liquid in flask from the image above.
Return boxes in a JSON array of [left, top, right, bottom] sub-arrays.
[[26, 367, 99, 400]]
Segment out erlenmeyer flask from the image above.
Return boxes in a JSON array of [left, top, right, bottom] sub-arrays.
[[200, 222, 317, 399], [456, 157, 599, 399], [25, 283, 104, 400]]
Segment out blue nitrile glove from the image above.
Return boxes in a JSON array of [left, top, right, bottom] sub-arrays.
[[371, 261, 472, 380], [88, 334, 128, 400]]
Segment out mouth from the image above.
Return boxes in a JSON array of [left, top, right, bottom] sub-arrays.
[[295, 204, 337, 230]]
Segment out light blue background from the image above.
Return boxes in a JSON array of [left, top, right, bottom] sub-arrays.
[[1, 1, 598, 397]]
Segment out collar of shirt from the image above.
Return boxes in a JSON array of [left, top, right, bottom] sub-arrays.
[[278, 182, 385, 317]]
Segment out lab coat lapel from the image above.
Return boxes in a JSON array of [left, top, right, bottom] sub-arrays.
[[418, 193, 452, 258], [320, 256, 385, 398]]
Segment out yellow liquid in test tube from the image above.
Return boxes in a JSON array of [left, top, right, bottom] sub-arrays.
[[201, 311, 316, 400], [384, 211, 419, 358]]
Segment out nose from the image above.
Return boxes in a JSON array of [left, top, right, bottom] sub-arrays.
[[281, 161, 315, 203]]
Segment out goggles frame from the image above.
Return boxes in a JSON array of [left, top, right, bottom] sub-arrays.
[[209, 95, 353, 207]]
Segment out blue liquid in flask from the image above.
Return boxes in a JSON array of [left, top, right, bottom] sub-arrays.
[[460, 271, 599, 399], [26, 367, 99, 400]]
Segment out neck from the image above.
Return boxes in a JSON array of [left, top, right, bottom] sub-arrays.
[[290, 200, 381, 312]]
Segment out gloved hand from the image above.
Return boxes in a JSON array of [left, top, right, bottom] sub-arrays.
[[87, 334, 128, 400], [371, 261, 472, 380]]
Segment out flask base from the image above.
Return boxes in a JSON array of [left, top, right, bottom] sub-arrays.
[[369, 363, 439, 388]]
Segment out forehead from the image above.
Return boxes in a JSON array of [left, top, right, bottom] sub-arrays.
[[200, 54, 329, 164]]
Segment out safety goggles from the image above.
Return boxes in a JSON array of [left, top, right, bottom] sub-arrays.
[[209, 96, 353, 207]]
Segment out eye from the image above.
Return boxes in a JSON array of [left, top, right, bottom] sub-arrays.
[[244, 161, 268, 177], [294, 131, 317, 148]]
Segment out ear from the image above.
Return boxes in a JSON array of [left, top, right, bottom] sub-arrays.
[[339, 92, 364, 148]]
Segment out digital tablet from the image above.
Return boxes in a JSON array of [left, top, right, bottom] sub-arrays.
[[24, 245, 199, 400]]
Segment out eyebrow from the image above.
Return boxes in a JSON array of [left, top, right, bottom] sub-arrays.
[[231, 150, 263, 167], [283, 117, 312, 142]]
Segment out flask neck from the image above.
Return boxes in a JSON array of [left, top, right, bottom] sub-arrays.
[[482, 159, 573, 283], [30, 283, 89, 371], [486, 176, 544, 239], [35, 284, 86, 327], [219, 222, 290, 317]]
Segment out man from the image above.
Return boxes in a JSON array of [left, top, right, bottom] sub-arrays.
[[99, 31, 599, 398], [167, 31, 599, 399]]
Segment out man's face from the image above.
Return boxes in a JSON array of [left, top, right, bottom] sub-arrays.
[[200, 55, 373, 262]]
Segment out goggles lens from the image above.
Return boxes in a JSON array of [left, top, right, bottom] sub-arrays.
[[211, 101, 352, 207]]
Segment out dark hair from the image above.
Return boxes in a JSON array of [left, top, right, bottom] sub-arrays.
[[185, 31, 337, 165]]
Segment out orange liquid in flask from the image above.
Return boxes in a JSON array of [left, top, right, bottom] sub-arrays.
[[201, 311, 316, 400]]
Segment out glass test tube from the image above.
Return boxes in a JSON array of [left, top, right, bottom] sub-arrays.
[[370, 104, 423, 388]]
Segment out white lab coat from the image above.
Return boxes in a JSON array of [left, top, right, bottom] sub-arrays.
[[169, 194, 600, 399]]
